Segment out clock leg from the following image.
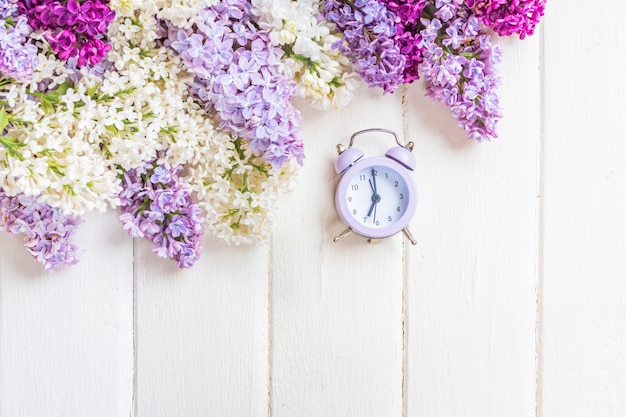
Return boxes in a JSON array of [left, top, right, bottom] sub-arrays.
[[333, 227, 353, 242], [402, 228, 417, 246]]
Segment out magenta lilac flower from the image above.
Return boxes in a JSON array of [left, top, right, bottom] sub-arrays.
[[0, 1, 38, 80], [467, 0, 546, 39], [322, 0, 405, 93], [379, 0, 429, 84], [17, 0, 115, 66], [419, 2, 502, 141], [168, 0, 304, 169], [118, 162, 204, 269], [0, 188, 83, 270]]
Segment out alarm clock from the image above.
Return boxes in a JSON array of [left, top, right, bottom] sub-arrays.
[[333, 128, 417, 245]]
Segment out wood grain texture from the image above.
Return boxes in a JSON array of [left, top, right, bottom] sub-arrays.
[[540, 2, 626, 415], [134, 237, 270, 417], [4, 2, 626, 415], [270, 90, 405, 417], [404, 33, 542, 416], [0, 212, 134, 417]]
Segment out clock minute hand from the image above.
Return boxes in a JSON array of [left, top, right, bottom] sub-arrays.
[[371, 169, 378, 194]]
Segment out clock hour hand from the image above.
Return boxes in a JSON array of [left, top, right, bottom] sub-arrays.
[[367, 199, 376, 217]]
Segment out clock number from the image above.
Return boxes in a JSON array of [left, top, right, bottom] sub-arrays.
[[372, 169, 378, 176], [388, 216, 392, 222], [348, 197, 352, 202], [385, 172, 389, 179], [400, 193, 404, 199], [394, 180, 399, 187], [359, 175, 366, 181], [363, 217, 367, 223], [353, 209, 357, 215], [375, 220, 380, 226], [396, 206, 401, 212], [351, 184, 359, 191]]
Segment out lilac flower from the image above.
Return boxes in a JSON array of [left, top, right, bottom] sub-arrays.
[[118, 161, 204, 269], [0, 0, 17, 18], [377, 0, 428, 83], [419, 3, 502, 141], [168, 0, 303, 169], [467, 0, 546, 39], [0, 188, 83, 270], [17, 0, 115, 67], [0, 9, 38, 80], [322, 0, 405, 93]]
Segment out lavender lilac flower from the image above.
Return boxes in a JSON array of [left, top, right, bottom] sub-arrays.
[[0, 188, 82, 270], [467, 0, 546, 39], [0, 0, 38, 80], [168, 0, 304, 170], [322, 0, 405, 93], [419, 2, 502, 141], [118, 162, 204, 269], [17, 0, 115, 66]]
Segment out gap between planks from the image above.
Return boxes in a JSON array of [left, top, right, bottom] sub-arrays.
[[534, 23, 547, 417]]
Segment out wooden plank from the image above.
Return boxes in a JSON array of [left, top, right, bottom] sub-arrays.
[[404, 33, 542, 416], [0, 212, 134, 417], [134, 238, 269, 416], [541, 2, 626, 415], [270, 90, 405, 416]]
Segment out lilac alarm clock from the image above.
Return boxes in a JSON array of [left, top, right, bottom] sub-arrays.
[[333, 128, 417, 245]]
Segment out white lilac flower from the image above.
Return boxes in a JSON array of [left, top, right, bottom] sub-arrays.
[[185, 131, 298, 245], [250, 0, 360, 110]]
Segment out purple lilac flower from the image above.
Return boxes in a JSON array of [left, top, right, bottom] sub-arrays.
[[17, 0, 115, 66], [467, 0, 546, 39], [379, 0, 428, 83], [0, 6, 38, 80], [0, 0, 18, 18], [0, 188, 83, 270], [168, 0, 303, 170], [118, 161, 204, 269], [322, 0, 405, 93], [419, 2, 502, 141]]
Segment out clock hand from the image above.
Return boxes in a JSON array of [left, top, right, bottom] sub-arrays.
[[367, 192, 381, 218], [373, 201, 378, 224], [367, 170, 381, 220], [371, 169, 378, 194], [367, 199, 376, 217]]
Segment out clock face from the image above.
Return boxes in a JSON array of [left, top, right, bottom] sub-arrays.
[[335, 157, 417, 239]]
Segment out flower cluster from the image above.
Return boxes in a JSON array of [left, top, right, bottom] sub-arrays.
[[420, 2, 502, 140], [18, 0, 115, 66], [467, 0, 546, 39], [322, 0, 405, 93], [0, 0, 546, 270], [119, 161, 203, 269], [186, 133, 298, 245], [251, 0, 360, 110], [0, 188, 82, 270], [380, 0, 428, 83], [0, 0, 38, 80], [169, 0, 304, 170]]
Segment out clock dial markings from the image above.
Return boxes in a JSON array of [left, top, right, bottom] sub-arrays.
[[345, 165, 409, 229]]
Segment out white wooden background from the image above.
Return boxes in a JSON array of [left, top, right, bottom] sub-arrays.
[[2, 2, 626, 416]]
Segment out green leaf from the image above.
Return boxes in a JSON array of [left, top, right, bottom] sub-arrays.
[[0, 135, 26, 160], [0, 107, 8, 132], [40, 97, 54, 114], [86, 82, 101, 98]]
